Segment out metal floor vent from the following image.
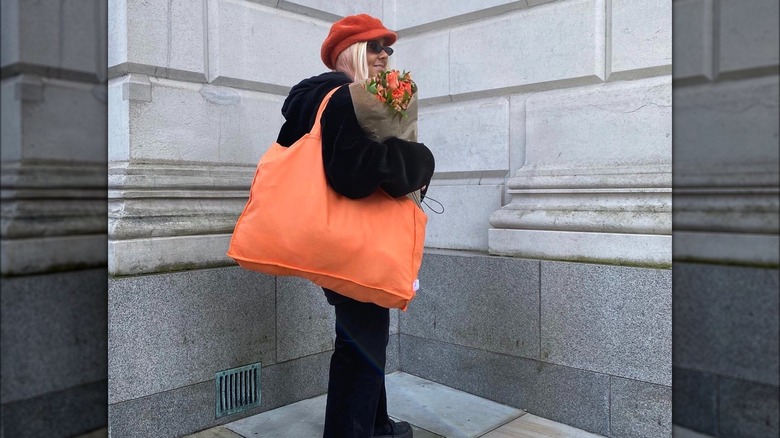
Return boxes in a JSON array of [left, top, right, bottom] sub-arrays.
[[215, 363, 261, 418]]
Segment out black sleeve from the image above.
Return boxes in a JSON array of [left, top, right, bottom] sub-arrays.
[[320, 86, 435, 199]]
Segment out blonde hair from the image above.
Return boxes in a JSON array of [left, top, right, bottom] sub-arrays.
[[334, 42, 369, 83]]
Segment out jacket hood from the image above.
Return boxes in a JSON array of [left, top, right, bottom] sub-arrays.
[[281, 71, 352, 129]]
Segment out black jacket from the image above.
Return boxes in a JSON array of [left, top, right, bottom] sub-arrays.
[[276, 71, 435, 199]]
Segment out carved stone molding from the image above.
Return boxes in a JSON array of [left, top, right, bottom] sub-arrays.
[[673, 163, 779, 266], [108, 161, 254, 275], [489, 164, 673, 266], [1, 161, 107, 275]]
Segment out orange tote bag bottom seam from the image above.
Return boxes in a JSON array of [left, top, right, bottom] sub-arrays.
[[228, 256, 414, 310]]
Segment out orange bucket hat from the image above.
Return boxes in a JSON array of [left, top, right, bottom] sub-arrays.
[[320, 14, 397, 70]]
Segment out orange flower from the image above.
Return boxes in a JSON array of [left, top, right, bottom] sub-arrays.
[[362, 69, 417, 118], [386, 70, 399, 90]]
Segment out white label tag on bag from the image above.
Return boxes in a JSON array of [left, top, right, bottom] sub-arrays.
[[412, 279, 420, 291]]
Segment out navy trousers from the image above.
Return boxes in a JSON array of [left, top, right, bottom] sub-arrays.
[[322, 288, 390, 438]]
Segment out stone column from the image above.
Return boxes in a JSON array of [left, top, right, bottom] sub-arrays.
[[1, 0, 108, 436], [672, 0, 779, 266], [2, 0, 108, 275]]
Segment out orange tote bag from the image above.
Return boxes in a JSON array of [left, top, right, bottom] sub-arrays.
[[227, 87, 427, 310]]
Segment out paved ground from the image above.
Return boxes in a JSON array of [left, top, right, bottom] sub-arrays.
[[186, 372, 605, 438], [78, 373, 713, 437], [76, 424, 715, 438]]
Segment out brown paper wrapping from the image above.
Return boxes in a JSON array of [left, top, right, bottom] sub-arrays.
[[349, 82, 422, 208]]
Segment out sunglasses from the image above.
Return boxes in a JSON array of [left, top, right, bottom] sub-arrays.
[[366, 41, 394, 56]]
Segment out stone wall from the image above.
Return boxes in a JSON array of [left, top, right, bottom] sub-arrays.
[[672, 0, 779, 436], [387, 0, 673, 263], [1, 1, 108, 436], [107, 1, 672, 436], [402, 252, 671, 437], [388, 1, 673, 436]]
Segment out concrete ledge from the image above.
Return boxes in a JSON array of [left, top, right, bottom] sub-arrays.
[[107, 62, 208, 83], [1, 235, 107, 276], [2, 198, 107, 239], [108, 234, 234, 276], [489, 229, 671, 267], [673, 232, 779, 267], [490, 189, 672, 235]]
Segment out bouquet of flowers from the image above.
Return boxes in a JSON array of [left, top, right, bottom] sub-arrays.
[[364, 70, 418, 119], [349, 69, 421, 207]]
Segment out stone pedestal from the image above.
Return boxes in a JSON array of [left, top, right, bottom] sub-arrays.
[[489, 77, 673, 266], [673, 76, 779, 266], [1, 75, 107, 275], [1, 0, 108, 276]]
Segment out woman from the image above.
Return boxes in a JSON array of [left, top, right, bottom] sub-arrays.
[[275, 14, 434, 438]]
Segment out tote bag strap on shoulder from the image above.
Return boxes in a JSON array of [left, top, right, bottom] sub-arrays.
[[308, 86, 343, 138]]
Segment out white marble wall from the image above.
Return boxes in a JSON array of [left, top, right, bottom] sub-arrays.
[[389, 0, 673, 262], [672, 0, 779, 265], [1, 0, 107, 275], [108, 0, 334, 275], [108, 0, 675, 274]]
